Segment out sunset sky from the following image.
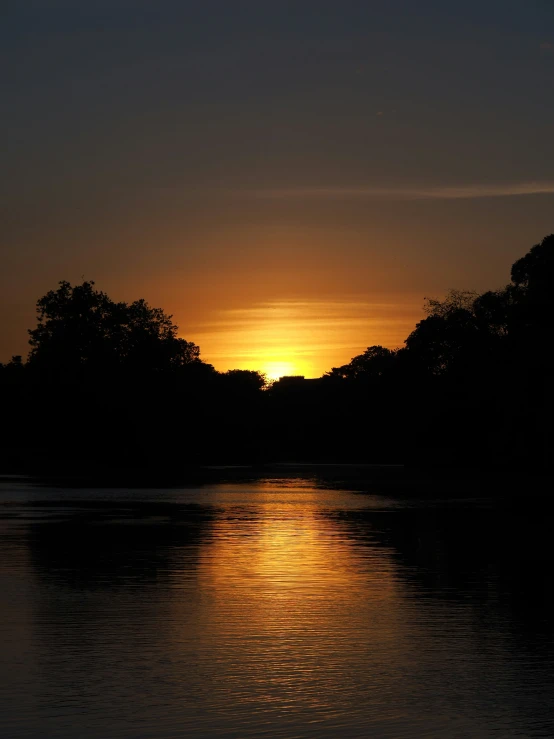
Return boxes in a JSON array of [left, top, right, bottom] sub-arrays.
[[2, 1, 554, 377]]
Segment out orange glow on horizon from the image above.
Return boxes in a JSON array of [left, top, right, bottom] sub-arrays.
[[262, 361, 298, 381], [188, 297, 423, 377]]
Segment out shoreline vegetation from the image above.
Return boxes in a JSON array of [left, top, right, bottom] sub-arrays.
[[1, 464, 552, 500], [1, 235, 553, 485]]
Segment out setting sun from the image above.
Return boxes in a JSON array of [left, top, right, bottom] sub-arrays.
[[190, 298, 421, 379], [262, 360, 298, 381]]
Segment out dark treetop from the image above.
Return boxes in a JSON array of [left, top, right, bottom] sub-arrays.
[[1, 235, 553, 476]]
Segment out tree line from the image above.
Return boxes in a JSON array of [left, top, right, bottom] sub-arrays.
[[1, 234, 553, 474]]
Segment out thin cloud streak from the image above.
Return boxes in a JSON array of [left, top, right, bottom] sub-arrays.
[[254, 182, 554, 201], [192, 299, 422, 377]]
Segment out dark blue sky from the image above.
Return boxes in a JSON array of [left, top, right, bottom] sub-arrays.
[[2, 1, 554, 372]]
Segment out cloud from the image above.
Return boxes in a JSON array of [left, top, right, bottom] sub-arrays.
[[253, 181, 554, 201]]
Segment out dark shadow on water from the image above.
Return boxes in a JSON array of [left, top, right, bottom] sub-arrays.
[[24, 500, 215, 590], [330, 501, 554, 650]]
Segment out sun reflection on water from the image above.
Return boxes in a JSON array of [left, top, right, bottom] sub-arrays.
[[187, 482, 405, 714]]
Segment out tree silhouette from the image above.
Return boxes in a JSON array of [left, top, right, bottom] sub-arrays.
[[326, 345, 397, 380], [1, 236, 553, 475], [511, 234, 554, 292], [28, 281, 201, 375], [221, 369, 267, 392], [404, 292, 485, 375], [509, 234, 554, 349]]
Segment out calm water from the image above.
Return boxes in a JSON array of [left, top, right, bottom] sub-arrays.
[[1, 473, 553, 738]]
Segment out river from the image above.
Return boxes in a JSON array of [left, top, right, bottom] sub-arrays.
[[1, 472, 553, 738]]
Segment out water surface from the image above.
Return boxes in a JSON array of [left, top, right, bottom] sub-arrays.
[[1, 474, 553, 738]]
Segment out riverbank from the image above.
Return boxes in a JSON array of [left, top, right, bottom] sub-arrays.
[[1, 461, 551, 498]]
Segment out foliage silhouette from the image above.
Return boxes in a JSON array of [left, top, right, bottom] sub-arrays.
[[326, 345, 396, 380], [28, 281, 202, 375], [1, 235, 553, 475]]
